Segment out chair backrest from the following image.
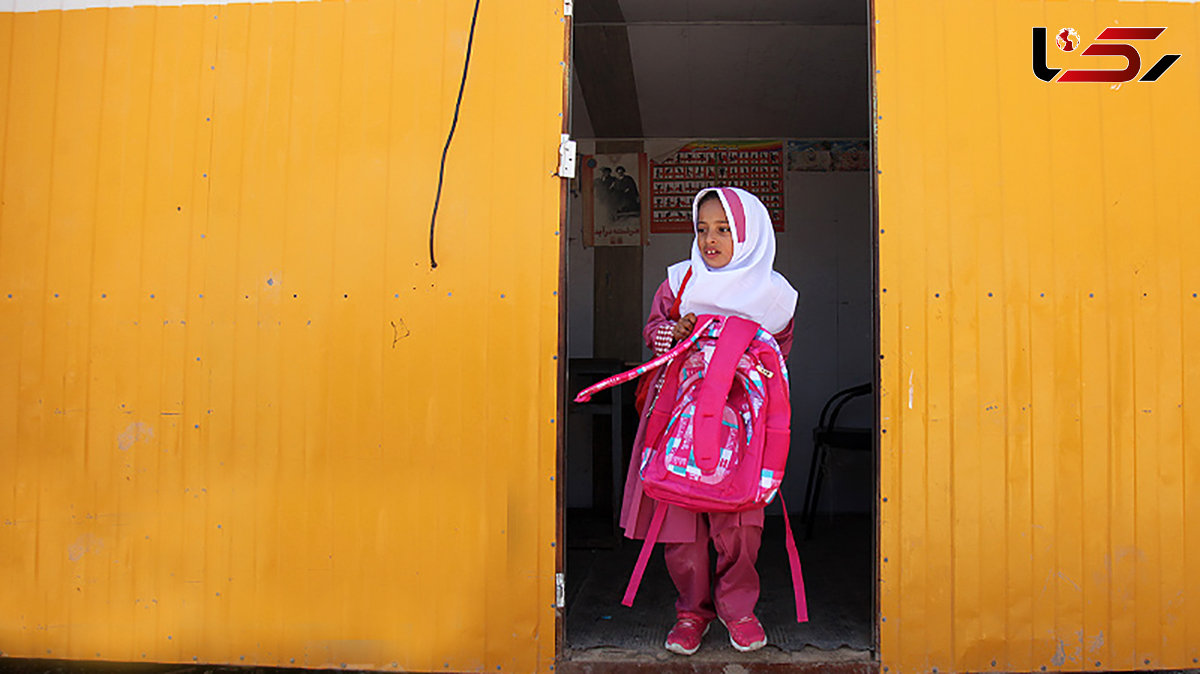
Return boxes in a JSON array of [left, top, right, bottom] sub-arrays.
[[817, 383, 872, 430]]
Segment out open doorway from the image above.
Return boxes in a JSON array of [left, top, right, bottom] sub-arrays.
[[561, 0, 876, 665]]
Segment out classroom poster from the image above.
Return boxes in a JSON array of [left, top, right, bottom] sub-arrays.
[[786, 139, 870, 172], [649, 140, 785, 233]]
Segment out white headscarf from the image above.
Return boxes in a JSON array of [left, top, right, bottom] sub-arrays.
[[666, 186, 797, 334]]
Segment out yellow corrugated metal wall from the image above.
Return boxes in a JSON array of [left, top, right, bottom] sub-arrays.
[[0, 0, 566, 670], [877, 0, 1200, 672]]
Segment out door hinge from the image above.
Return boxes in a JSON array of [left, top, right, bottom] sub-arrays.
[[555, 572, 566, 608], [558, 134, 577, 179], [563, 0, 573, 17]]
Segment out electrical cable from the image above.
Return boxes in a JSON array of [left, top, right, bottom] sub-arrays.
[[429, 0, 482, 269]]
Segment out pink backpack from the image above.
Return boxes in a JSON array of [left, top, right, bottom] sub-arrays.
[[575, 314, 808, 622]]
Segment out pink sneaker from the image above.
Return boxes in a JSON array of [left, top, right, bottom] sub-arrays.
[[721, 615, 767, 652], [664, 615, 711, 656]]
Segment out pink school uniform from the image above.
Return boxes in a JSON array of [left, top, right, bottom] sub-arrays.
[[617, 186, 798, 647]]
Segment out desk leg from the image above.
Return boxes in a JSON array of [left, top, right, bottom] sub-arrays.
[[611, 384, 623, 544]]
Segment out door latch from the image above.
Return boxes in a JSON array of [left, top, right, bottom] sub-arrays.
[[558, 134, 577, 179]]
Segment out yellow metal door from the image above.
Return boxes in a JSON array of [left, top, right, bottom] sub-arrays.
[[0, 1, 568, 670], [877, 0, 1200, 672]]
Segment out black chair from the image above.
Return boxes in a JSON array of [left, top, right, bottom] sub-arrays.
[[800, 383, 873, 539]]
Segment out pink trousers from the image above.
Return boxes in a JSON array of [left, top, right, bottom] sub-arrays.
[[663, 514, 763, 622]]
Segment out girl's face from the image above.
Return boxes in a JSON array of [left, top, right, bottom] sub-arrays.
[[696, 198, 734, 269]]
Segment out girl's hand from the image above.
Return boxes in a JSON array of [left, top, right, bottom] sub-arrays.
[[672, 313, 697, 342]]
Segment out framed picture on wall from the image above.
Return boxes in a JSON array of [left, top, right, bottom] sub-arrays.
[[581, 153, 649, 247]]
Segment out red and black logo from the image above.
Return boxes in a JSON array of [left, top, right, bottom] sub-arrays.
[[1033, 27, 1181, 83]]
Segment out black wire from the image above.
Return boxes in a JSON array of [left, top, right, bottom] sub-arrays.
[[429, 0, 482, 270]]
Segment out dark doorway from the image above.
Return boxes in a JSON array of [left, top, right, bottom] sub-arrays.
[[562, 0, 877, 666]]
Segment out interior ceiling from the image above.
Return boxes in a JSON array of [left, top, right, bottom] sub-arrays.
[[572, 0, 870, 140], [614, 0, 867, 25]]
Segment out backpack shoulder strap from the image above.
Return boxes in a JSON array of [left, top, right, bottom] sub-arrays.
[[573, 315, 717, 403], [755, 339, 807, 622], [692, 315, 760, 472], [667, 267, 693, 320], [778, 495, 809, 622], [621, 502, 668, 608]]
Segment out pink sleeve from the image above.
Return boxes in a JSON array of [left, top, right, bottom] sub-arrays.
[[643, 279, 677, 351], [772, 319, 794, 359]]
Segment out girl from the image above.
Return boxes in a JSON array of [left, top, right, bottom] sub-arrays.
[[619, 186, 797, 655]]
